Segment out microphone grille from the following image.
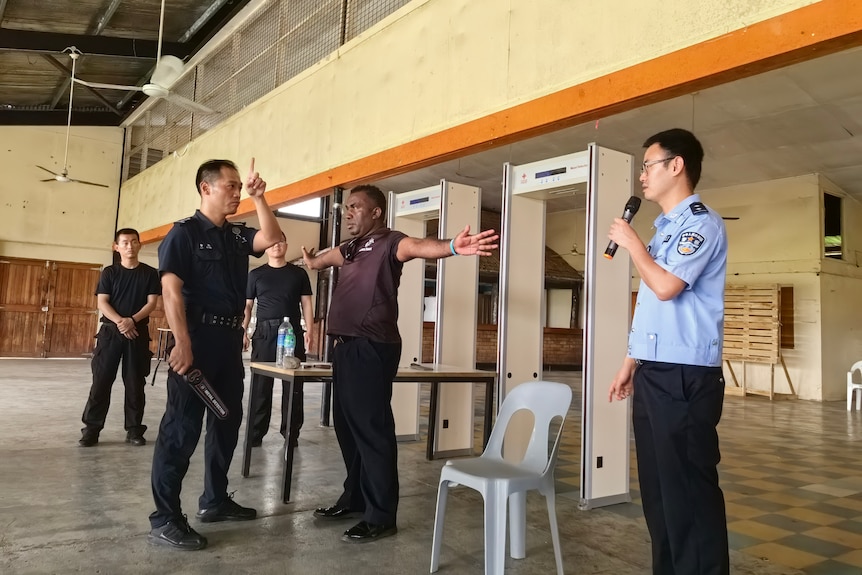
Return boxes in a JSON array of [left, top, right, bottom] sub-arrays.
[[625, 196, 642, 214]]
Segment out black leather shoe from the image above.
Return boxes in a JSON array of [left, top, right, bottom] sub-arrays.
[[78, 433, 98, 447], [148, 516, 207, 550], [125, 432, 146, 446], [341, 520, 397, 543], [196, 497, 256, 523], [313, 505, 362, 521]]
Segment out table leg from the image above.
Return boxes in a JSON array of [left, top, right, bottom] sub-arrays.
[[483, 378, 494, 450], [241, 375, 257, 477], [282, 375, 297, 503], [426, 380, 439, 461], [320, 381, 332, 427], [150, 331, 165, 386]]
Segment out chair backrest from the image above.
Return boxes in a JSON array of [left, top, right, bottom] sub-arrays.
[[849, 361, 862, 384], [482, 381, 573, 475]]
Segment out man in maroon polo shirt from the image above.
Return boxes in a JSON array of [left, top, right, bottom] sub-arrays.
[[302, 184, 497, 543]]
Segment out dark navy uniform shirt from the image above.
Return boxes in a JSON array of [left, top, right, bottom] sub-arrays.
[[158, 210, 261, 320]]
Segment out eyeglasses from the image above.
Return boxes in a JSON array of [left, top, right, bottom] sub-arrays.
[[641, 156, 675, 174]]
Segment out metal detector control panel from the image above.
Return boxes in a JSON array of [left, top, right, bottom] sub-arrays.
[[392, 185, 442, 219], [511, 150, 590, 196]]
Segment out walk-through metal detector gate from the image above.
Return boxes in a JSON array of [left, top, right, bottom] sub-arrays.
[[498, 144, 634, 510], [388, 181, 482, 457]]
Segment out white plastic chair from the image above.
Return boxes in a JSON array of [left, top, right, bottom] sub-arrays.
[[848, 361, 862, 411], [430, 380, 572, 575]]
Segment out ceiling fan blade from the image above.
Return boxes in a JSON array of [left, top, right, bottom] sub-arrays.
[[37, 165, 59, 176], [722, 216, 740, 221], [68, 177, 110, 188], [165, 92, 216, 115], [40, 178, 56, 182], [151, 55, 185, 88], [74, 78, 144, 92]]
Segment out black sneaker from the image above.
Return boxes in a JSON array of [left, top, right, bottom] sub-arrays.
[[78, 432, 98, 447], [125, 432, 146, 446], [196, 496, 257, 523], [148, 516, 207, 550]]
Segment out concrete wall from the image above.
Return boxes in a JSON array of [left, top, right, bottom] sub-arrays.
[[0, 126, 123, 265], [119, 0, 818, 231]]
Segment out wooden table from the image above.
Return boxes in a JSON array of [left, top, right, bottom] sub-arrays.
[[244, 362, 497, 503]]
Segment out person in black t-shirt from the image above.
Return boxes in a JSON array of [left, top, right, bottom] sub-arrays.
[[79, 228, 161, 447], [242, 232, 315, 447], [302, 185, 497, 544]]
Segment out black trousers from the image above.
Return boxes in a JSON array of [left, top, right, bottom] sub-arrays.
[[249, 321, 306, 442], [149, 326, 245, 528], [633, 361, 729, 575], [81, 323, 151, 435], [332, 337, 401, 526]]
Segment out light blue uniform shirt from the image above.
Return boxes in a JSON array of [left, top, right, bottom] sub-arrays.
[[628, 194, 727, 367]]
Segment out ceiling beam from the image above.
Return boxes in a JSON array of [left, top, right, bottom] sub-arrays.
[[48, 77, 72, 109], [0, 29, 187, 59], [0, 110, 119, 126], [40, 54, 123, 116], [179, 0, 230, 42], [91, 0, 125, 35]]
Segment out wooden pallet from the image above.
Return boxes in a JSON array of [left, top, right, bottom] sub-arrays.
[[723, 285, 796, 400]]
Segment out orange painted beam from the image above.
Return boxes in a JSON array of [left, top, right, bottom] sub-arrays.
[[140, 0, 862, 244]]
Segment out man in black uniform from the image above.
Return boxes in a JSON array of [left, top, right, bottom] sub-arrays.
[[302, 185, 497, 543], [242, 232, 315, 447], [148, 158, 282, 551], [79, 228, 160, 447]]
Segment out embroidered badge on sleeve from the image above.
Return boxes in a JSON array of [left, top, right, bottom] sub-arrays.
[[677, 232, 705, 255]]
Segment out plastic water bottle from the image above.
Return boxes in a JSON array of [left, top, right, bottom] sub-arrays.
[[276, 316, 290, 367], [285, 321, 296, 360]]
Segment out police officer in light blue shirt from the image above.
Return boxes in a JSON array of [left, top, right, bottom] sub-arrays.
[[608, 129, 729, 575]]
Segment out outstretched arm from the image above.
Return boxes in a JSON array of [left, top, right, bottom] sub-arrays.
[[396, 225, 498, 263], [301, 245, 344, 271]]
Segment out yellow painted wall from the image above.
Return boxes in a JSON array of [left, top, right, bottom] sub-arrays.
[[119, 0, 818, 231], [0, 126, 123, 265]]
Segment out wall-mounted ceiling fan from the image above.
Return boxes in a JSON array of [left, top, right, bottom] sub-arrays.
[[37, 49, 110, 189], [72, 0, 215, 115]]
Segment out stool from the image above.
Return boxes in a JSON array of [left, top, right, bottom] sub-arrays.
[[151, 327, 172, 385]]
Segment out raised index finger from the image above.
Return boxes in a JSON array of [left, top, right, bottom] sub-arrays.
[[248, 157, 256, 178]]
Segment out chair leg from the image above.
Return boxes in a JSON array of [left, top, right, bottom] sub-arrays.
[[484, 486, 507, 575], [849, 385, 853, 411], [545, 491, 564, 575], [508, 491, 526, 559], [430, 480, 450, 573], [857, 388, 861, 411]]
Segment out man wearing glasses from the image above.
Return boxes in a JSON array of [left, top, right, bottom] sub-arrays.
[[242, 232, 315, 448], [302, 185, 497, 543], [607, 129, 729, 575]]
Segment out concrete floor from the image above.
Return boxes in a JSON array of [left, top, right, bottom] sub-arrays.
[[0, 359, 802, 575]]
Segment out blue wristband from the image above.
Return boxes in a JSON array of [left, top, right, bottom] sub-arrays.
[[449, 238, 457, 256]]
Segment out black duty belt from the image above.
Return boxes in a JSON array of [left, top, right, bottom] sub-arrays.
[[333, 335, 360, 344], [199, 313, 244, 330], [259, 318, 284, 327]]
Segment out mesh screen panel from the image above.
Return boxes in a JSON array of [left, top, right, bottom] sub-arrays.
[[124, 0, 412, 182]]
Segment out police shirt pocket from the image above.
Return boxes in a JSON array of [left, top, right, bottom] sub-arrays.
[[645, 333, 658, 361], [193, 248, 222, 275]]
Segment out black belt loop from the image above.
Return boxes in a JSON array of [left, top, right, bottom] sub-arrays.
[[199, 312, 244, 330]]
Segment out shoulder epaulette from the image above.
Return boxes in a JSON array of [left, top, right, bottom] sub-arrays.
[[689, 202, 708, 215], [175, 216, 192, 225]]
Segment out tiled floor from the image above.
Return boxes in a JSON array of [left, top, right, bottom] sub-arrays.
[[407, 372, 862, 574]]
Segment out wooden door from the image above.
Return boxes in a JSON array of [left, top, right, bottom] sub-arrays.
[[44, 262, 101, 357], [0, 258, 49, 357], [0, 256, 100, 357]]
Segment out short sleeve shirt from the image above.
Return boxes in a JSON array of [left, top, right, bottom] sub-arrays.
[[327, 228, 406, 343], [158, 210, 261, 318], [628, 194, 728, 367], [96, 262, 161, 325], [246, 263, 313, 334]]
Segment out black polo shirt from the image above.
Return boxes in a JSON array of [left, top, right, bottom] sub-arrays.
[[327, 227, 406, 343], [158, 210, 261, 319]]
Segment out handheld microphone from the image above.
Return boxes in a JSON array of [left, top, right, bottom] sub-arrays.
[[604, 196, 642, 260]]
